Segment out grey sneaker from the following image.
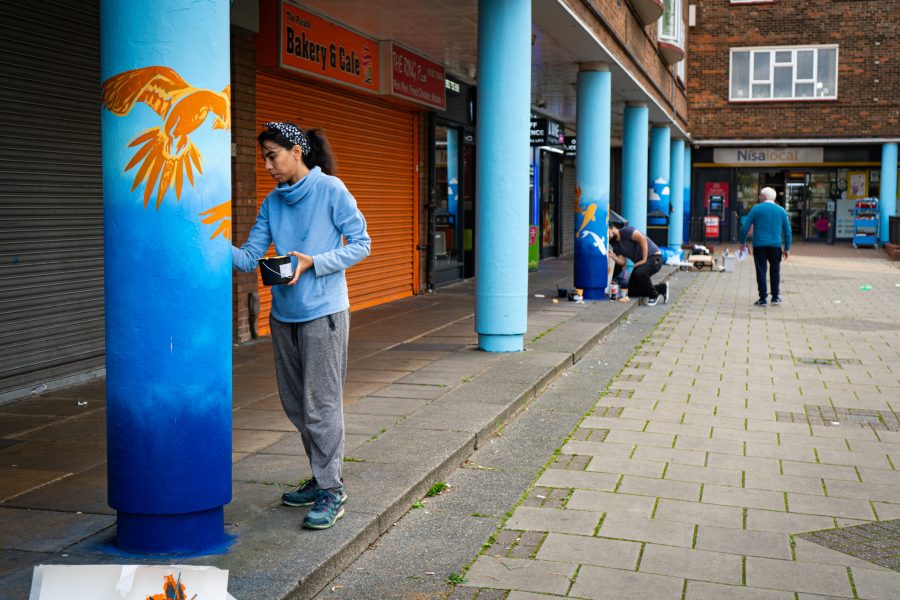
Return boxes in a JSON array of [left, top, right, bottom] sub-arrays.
[[282, 478, 320, 507], [303, 488, 347, 529], [645, 296, 660, 307]]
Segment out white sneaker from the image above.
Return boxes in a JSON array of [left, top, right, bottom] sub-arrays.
[[645, 296, 660, 307], [663, 282, 670, 304]]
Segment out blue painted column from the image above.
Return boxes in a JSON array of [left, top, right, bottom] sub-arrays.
[[575, 63, 612, 300], [648, 126, 671, 234], [475, 0, 531, 352], [683, 144, 692, 244], [669, 139, 685, 248], [101, 0, 232, 553], [621, 102, 649, 232], [880, 143, 898, 244]]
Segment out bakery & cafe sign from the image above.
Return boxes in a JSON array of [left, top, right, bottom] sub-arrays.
[[273, 2, 380, 93]]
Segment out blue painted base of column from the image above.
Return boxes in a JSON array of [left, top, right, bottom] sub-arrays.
[[583, 288, 607, 301], [479, 334, 524, 353], [117, 507, 226, 554]]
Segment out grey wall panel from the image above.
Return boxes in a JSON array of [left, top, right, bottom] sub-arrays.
[[0, 0, 105, 400]]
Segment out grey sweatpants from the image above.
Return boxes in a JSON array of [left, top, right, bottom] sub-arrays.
[[270, 311, 349, 490]]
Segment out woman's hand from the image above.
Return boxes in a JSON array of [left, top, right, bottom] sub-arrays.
[[287, 251, 314, 286]]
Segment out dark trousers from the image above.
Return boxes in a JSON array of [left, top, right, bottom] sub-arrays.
[[614, 254, 665, 298], [752, 246, 782, 299]]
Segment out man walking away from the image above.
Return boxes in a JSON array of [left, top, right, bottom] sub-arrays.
[[739, 186, 791, 306]]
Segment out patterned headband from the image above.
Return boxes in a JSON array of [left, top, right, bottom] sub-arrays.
[[263, 122, 310, 156]]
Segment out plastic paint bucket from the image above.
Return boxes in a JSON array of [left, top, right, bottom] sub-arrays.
[[258, 255, 293, 286]]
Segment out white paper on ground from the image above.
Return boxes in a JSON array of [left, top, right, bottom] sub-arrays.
[[30, 564, 230, 600]]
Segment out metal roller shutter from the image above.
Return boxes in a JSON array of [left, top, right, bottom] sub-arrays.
[[255, 71, 418, 335], [0, 1, 104, 402]]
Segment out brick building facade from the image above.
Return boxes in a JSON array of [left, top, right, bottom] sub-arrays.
[[685, 0, 900, 245]]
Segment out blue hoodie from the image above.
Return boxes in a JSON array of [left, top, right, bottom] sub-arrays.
[[232, 167, 371, 323], [739, 201, 792, 251]]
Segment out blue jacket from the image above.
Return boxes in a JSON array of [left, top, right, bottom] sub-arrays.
[[232, 167, 371, 322], [739, 201, 792, 250]]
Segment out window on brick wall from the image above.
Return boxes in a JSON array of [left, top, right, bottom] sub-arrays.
[[730, 46, 838, 101], [659, 0, 682, 45]]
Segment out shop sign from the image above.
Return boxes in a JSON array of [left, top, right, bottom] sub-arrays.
[[704, 216, 720, 238], [530, 114, 564, 147], [380, 42, 446, 110], [713, 147, 824, 165], [279, 2, 379, 93], [564, 136, 577, 157]]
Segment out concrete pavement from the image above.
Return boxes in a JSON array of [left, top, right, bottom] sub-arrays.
[[0, 256, 673, 599], [456, 247, 900, 599]]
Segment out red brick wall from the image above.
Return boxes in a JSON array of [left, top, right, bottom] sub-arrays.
[[573, 0, 690, 129], [231, 29, 258, 343], [688, 0, 900, 140]]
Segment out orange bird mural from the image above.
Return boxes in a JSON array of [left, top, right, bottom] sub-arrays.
[[102, 66, 232, 240]]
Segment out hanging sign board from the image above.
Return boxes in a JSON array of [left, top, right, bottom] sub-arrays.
[[277, 1, 379, 93], [530, 114, 564, 147], [380, 42, 446, 109]]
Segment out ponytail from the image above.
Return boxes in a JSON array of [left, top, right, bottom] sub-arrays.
[[302, 128, 337, 176]]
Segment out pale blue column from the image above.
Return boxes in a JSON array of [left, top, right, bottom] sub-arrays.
[[475, 0, 531, 352], [575, 63, 611, 300], [622, 103, 649, 232], [101, 0, 232, 552], [683, 145, 692, 244], [669, 138, 685, 247], [881, 143, 898, 244], [649, 126, 671, 231]]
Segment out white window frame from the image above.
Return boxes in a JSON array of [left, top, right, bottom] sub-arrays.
[[729, 45, 839, 102], [659, 0, 683, 47]]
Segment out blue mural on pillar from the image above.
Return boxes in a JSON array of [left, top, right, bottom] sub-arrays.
[[100, 0, 232, 553], [574, 67, 611, 301]]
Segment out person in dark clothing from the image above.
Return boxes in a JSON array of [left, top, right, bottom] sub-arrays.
[[608, 224, 668, 306]]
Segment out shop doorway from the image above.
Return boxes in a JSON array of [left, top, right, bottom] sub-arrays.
[[539, 149, 562, 258], [462, 139, 476, 278], [434, 124, 464, 286]]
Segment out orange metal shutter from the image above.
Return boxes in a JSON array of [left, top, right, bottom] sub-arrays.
[[254, 71, 418, 335]]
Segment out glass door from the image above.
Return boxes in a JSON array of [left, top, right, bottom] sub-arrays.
[[784, 174, 808, 236], [434, 124, 463, 285], [806, 172, 832, 240]]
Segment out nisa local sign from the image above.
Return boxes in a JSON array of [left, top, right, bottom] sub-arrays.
[[714, 147, 824, 165], [279, 2, 379, 92]]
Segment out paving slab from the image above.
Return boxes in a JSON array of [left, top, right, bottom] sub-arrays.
[[463, 556, 575, 596], [569, 564, 684, 600], [638, 543, 743, 585]]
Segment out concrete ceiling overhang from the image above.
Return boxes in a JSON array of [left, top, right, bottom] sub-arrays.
[[287, 0, 686, 142]]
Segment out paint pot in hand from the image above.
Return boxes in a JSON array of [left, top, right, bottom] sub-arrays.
[[258, 255, 294, 286]]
